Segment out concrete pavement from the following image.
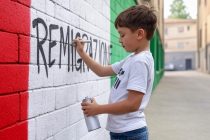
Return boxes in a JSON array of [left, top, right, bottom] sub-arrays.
[[146, 71, 210, 140]]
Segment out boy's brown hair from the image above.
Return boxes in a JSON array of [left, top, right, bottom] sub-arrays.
[[115, 4, 157, 40]]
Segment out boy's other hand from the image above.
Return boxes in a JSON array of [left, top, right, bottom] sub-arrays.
[[81, 98, 99, 117]]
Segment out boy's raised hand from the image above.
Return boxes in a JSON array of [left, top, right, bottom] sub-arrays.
[[73, 37, 85, 53]]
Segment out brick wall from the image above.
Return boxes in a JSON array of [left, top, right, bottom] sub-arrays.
[[0, 0, 111, 140], [0, 0, 30, 140], [29, 0, 111, 139]]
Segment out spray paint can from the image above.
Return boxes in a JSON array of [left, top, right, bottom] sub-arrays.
[[82, 97, 101, 132]]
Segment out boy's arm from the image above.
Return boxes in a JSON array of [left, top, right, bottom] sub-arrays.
[[99, 90, 144, 115], [74, 38, 115, 77], [82, 90, 144, 116]]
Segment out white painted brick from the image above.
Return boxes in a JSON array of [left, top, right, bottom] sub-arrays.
[[64, 68, 78, 84], [52, 65, 66, 86], [46, 137, 54, 140], [52, 109, 67, 134], [28, 88, 55, 118], [86, 8, 98, 27], [86, 70, 99, 81], [104, 0, 110, 7], [79, 18, 89, 34], [95, 90, 109, 104], [99, 80, 109, 94], [42, 67, 54, 87], [88, 81, 98, 97], [55, 4, 80, 28], [29, 0, 111, 139], [80, 128, 109, 140], [76, 119, 88, 140], [36, 109, 67, 140], [29, 65, 44, 89], [29, 65, 54, 89], [66, 103, 83, 126], [55, 85, 77, 109], [102, 0, 109, 18], [54, 125, 77, 140], [55, 0, 70, 10], [29, 37, 37, 64], [69, 0, 81, 17], [78, 0, 87, 19], [36, 114, 53, 140], [45, 0, 55, 17], [80, 128, 101, 140], [28, 119, 36, 140], [31, 0, 46, 13], [77, 82, 92, 102], [96, 12, 103, 30]]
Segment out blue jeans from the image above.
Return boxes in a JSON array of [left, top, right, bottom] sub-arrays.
[[110, 126, 148, 140]]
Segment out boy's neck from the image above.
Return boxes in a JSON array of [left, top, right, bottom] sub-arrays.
[[134, 41, 149, 54]]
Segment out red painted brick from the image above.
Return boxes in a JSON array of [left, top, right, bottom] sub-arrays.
[[0, 121, 27, 140], [0, 32, 18, 63], [12, 0, 31, 7], [0, 94, 19, 129], [0, 0, 30, 35], [19, 35, 30, 63], [0, 0, 30, 139], [20, 92, 28, 121], [0, 65, 29, 94]]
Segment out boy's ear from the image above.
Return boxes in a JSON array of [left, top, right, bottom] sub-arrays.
[[136, 28, 145, 40]]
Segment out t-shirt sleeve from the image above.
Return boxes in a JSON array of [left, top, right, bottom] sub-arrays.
[[126, 61, 148, 94], [111, 60, 125, 74]]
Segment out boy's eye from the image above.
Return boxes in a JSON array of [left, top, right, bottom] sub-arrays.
[[120, 34, 125, 37]]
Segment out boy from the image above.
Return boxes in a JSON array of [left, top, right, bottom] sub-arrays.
[[74, 4, 157, 140]]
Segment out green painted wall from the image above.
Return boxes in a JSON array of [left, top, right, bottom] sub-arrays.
[[110, 0, 137, 85], [150, 31, 164, 90], [110, 0, 164, 90]]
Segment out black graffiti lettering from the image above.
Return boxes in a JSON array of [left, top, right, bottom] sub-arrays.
[[70, 29, 74, 72], [99, 40, 102, 64], [32, 17, 111, 77], [75, 32, 81, 72], [103, 43, 108, 65], [59, 26, 70, 69], [101, 42, 106, 65], [49, 24, 58, 68], [33, 18, 49, 77], [93, 39, 98, 61], [76, 58, 82, 72], [82, 34, 89, 72]]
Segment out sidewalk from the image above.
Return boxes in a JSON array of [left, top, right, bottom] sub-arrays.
[[146, 71, 210, 140]]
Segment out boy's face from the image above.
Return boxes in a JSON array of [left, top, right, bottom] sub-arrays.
[[117, 26, 144, 53]]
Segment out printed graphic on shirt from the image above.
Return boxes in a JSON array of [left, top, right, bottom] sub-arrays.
[[113, 68, 125, 89]]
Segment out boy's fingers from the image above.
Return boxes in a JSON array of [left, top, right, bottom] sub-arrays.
[[82, 106, 87, 110], [81, 102, 88, 106], [84, 110, 89, 116]]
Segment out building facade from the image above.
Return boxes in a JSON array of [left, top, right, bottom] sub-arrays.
[[164, 18, 197, 71], [197, 0, 210, 73]]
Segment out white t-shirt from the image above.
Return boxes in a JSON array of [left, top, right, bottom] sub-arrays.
[[106, 50, 154, 133]]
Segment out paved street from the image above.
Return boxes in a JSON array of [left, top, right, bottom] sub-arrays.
[[146, 71, 210, 140]]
